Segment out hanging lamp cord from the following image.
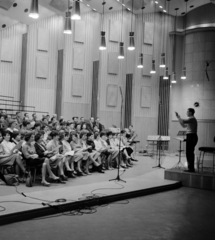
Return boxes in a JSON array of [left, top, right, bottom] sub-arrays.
[[121, 0, 124, 41], [152, 0, 156, 58]]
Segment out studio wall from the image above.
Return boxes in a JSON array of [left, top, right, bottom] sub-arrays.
[[25, 15, 63, 118], [133, 12, 174, 150], [62, 11, 100, 120], [98, 10, 136, 129], [0, 8, 176, 152], [0, 23, 27, 107], [169, 30, 215, 153]]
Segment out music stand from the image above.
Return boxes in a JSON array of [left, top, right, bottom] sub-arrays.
[[172, 131, 186, 169], [152, 136, 164, 169], [152, 136, 170, 169]]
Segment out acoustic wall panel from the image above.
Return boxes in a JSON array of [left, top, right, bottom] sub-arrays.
[[141, 86, 151, 108], [106, 84, 118, 107], [37, 28, 49, 52], [108, 52, 119, 74], [144, 22, 154, 45], [74, 20, 86, 43], [142, 54, 152, 76], [72, 74, 84, 97], [36, 56, 49, 79], [73, 47, 85, 70], [109, 19, 120, 42], [1, 39, 14, 62]]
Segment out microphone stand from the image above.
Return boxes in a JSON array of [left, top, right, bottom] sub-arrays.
[[110, 87, 126, 183], [153, 99, 165, 169]]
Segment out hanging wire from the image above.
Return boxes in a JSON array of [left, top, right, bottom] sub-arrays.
[[120, 0, 124, 42], [173, 7, 179, 74], [161, 1, 166, 54], [141, 1, 144, 50], [183, 0, 188, 67], [152, 0, 156, 58], [101, 0, 105, 31], [131, 0, 134, 32], [166, 0, 170, 66]]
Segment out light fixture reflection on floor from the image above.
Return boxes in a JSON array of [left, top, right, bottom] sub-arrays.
[[118, 42, 125, 59], [163, 67, 169, 79], [64, 11, 72, 34], [160, 53, 166, 68], [137, 53, 143, 68], [99, 31, 106, 50], [181, 67, 186, 79], [71, 0, 81, 20], [29, 0, 39, 19], [150, 60, 156, 74], [171, 72, 177, 83], [128, 32, 135, 50]]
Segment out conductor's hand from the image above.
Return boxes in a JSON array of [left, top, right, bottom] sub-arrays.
[[175, 112, 180, 119]]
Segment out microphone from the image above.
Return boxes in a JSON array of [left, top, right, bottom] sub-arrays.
[[119, 86, 123, 97]]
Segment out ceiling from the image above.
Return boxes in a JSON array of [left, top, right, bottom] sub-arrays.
[[0, 0, 212, 30]]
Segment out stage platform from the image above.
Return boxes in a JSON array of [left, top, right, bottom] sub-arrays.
[[165, 168, 215, 191], [0, 154, 183, 226]]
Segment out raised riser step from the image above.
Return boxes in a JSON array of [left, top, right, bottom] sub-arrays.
[[165, 169, 215, 191]]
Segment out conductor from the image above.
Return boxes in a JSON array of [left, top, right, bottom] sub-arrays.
[[175, 108, 198, 173]]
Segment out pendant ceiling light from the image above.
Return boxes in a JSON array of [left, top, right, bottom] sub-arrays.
[[29, 0, 39, 19], [181, 0, 188, 80], [163, 67, 169, 79], [118, 42, 125, 59], [128, 0, 135, 50], [64, 1, 72, 34], [137, 3, 145, 68], [150, 60, 156, 74], [150, 1, 156, 74], [160, 53, 166, 68], [171, 6, 179, 84], [137, 53, 143, 68], [99, 1, 106, 50], [118, 0, 124, 59], [160, 0, 167, 69], [71, 0, 81, 20], [171, 72, 177, 83], [181, 67, 186, 79]]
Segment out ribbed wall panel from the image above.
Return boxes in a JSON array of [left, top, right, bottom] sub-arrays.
[[133, 12, 174, 119], [133, 12, 174, 148], [25, 15, 63, 117], [98, 10, 135, 116], [0, 23, 27, 103], [63, 11, 100, 108]]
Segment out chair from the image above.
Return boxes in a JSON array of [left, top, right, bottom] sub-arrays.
[[198, 144, 215, 174], [24, 158, 42, 184], [0, 165, 14, 175]]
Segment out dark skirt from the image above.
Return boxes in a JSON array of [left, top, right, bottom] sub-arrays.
[[26, 158, 45, 167], [124, 147, 133, 155]]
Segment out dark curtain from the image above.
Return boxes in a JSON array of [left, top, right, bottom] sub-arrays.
[[158, 76, 171, 149], [55, 50, 64, 118], [91, 61, 99, 118], [124, 74, 133, 128]]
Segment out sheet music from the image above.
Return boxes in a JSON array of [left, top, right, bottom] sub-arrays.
[[147, 135, 170, 141]]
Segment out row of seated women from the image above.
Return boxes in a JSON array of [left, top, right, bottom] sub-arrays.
[[0, 129, 137, 187]]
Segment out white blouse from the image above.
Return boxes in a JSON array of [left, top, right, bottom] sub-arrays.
[[1, 140, 16, 155], [94, 139, 103, 151]]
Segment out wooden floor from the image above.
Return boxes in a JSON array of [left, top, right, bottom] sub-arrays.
[[0, 152, 200, 224]]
